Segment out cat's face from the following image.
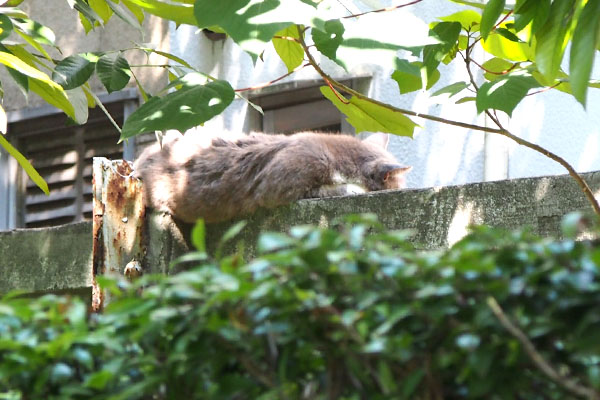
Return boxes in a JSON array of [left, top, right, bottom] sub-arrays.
[[363, 163, 412, 190], [360, 133, 411, 191]]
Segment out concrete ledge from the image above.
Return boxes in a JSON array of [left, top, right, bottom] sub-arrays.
[[206, 171, 600, 255], [1, 171, 599, 294], [0, 221, 93, 294]]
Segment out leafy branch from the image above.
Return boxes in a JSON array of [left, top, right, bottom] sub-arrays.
[[461, 32, 600, 215], [296, 26, 506, 136]]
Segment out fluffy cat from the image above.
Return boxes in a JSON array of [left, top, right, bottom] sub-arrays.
[[134, 131, 411, 223]]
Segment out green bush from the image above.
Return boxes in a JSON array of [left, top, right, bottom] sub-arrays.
[[1, 214, 600, 399]]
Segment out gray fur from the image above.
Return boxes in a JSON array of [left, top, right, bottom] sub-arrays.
[[134, 131, 411, 223]]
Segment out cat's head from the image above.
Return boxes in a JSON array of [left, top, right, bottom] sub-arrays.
[[360, 133, 412, 191]]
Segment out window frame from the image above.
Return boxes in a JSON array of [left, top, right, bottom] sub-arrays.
[[245, 77, 371, 134], [0, 89, 138, 230]]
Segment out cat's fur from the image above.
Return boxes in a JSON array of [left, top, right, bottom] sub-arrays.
[[134, 131, 411, 223]]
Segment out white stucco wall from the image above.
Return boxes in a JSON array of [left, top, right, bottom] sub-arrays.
[[170, 0, 600, 190]]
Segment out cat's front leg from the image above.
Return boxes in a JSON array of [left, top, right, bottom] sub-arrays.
[[308, 184, 367, 198]]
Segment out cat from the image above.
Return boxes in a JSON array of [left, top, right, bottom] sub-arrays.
[[133, 131, 411, 223]]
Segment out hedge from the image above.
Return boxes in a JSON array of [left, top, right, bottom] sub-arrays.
[[1, 214, 599, 399]]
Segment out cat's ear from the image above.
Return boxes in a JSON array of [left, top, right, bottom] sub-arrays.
[[383, 165, 412, 182], [363, 132, 389, 149]]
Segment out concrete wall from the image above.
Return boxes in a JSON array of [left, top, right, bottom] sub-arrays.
[[1, 171, 598, 295], [170, 0, 600, 189]]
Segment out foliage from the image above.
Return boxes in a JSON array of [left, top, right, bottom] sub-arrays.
[[0, 1, 598, 202], [1, 214, 600, 399]]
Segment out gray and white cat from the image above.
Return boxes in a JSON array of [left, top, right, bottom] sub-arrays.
[[134, 131, 411, 223]]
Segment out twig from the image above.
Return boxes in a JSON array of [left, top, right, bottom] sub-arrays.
[[470, 58, 517, 75], [493, 10, 513, 31], [342, 0, 424, 19], [527, 82, 562, 96], [487, 297, 600, 400], [235, 63, 310, 92]]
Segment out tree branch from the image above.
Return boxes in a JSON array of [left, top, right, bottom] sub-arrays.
[[297, 29, 507, 135], [487, 297, 600, 400], [235, 63, 310, 92], [341, 0, 424, 19]]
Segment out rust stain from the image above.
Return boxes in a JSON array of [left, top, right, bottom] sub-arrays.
[[92, 170, 105, 312], [92, 159, 147, 310], [116, 160, 134, 176]]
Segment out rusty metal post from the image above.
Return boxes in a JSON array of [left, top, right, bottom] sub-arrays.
[[92, 157, 145, 311]]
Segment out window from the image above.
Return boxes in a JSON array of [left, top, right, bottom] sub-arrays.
[[247, 78, 370, 134], [0, 90, 137, 229]]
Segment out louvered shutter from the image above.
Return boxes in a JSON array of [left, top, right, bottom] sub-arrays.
[[10, 101, 126, 228]]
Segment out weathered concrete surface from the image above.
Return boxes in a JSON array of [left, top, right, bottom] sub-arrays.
[[1, 171, 599, 295], [205, 171, 600, 256], [0, 221, 92, 294]]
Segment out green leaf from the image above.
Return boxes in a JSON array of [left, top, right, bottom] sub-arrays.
[[74, 0, 101, 32], [273, 25, 304, 72], [495, 27, 522, 43], [534, 0, 576, 82], [106, 0, 143, 32], [147, 48, 194, 69], [391, 64, 422, 94], [455, 96, 475, 104], [476, 72, 540, 115], [482, 57, 514, 81], [194, 0, 316, 63], [391, 60, 440, 94], [257, 232, 296, 253], [449, 0, 488, 9], [482, 30, 532, 61], [569, 0, 600, 107], [15, 29, 52, 61], [439, 10, 481, 32], [432, 81, 470, 97], [12, 18, 55, 46], [88, 0, 113, 23], [121, 0, 146, 25], [86, 370, 113, 390], [65, 87, 89, 124], [0, 14, 13, 41], [120, 76, 234, 140], [0, 50, 71, 100], [311, 19, 344, 63], [124, 0, 194, 25], [423, 22, 461, 77], [0, 134, 48, 195], [514, 0, 550, 33], [192, 219, 206, 253], [220, 221, 248, 246], [321, 86, 418, 137], [402, 368, 426, 398], [6, 66, 28, 97], [53, 54, 96, 90], [29, 77, 76, 120], [480, 0, 505, 40], [96, 52, 131, 93]]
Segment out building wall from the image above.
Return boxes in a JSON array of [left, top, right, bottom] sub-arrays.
[[170, 0, 600, 190], [2, 0, 170, 112]]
